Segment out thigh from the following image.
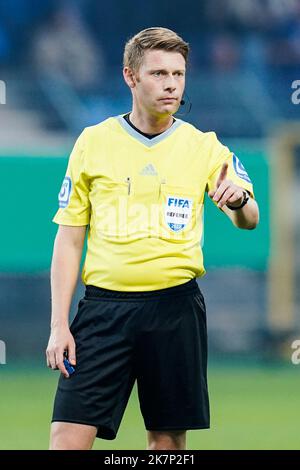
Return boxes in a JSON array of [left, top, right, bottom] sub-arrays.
[[50, 422, 97, 450], [136, 290, 210, 431]]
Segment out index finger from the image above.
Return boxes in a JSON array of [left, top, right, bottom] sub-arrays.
[[55, 351, 69, 378], [216, 162, 228, 188]]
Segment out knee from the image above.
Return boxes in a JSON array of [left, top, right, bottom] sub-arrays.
[[50, 423, 69, 450], [50, 423, 76, 450], [147, 430, 186, 450], [49, 422, 95, 450]]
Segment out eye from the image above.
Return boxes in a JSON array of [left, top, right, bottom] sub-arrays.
[[153, 71, 161, 77]]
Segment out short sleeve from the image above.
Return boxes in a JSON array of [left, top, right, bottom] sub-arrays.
[[207, 133, 254, 200], [53, 129, 90, 226]]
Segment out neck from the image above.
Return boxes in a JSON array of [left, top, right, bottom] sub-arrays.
[[129, 106, 174, 134]]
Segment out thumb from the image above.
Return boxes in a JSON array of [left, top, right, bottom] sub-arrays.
[[68, 340, 76, 365], [216, 162, 228, 188], [208, 189, 215, 199]]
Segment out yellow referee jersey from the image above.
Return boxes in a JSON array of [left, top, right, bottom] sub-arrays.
[[53, 115, 254, 291]]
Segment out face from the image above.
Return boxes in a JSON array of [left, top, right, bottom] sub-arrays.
[[124, 49, 186, 117]]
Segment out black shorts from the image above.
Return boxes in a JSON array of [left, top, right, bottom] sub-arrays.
[[52, 278, 210, 440]]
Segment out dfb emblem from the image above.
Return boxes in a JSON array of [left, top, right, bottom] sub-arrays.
[[58, 176, 72, 208], [165, 196, 193, 232], [233, 154, 252, 184]]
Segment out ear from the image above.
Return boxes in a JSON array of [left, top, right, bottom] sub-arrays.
[[123, 67, 136, 88]]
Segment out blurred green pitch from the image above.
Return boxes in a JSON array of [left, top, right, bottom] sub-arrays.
[[0, 361, 298, 450]]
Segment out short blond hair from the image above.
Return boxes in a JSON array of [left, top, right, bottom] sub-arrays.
[[123, 27, 189, 72]]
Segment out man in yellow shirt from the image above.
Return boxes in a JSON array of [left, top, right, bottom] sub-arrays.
[[46, 27, 259, 450]]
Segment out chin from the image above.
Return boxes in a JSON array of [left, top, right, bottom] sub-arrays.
[[158, 104, 177, 115]]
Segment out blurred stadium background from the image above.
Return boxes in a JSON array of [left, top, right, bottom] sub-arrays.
[[0, 0, 300, 450]]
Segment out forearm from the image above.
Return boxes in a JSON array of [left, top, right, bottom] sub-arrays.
[[222, 197, 259, 230], [50, 234, 83, 329]]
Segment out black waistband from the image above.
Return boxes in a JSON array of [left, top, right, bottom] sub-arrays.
[[84, 278, 199, 300]]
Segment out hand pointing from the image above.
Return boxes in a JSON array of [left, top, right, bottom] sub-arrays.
[[208, 162, 245, 209]]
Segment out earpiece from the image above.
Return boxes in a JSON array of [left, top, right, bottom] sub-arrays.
[[176, 94, 192, 116]]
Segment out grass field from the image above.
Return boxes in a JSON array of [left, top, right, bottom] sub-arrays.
[[0, 360, 299, 450]]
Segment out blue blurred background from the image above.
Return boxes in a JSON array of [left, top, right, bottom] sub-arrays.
[[0, 0, 300, 449]]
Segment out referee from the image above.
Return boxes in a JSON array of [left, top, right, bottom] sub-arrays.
[[46, 27, 259, 450]]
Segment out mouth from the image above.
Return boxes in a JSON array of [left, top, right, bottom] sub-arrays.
[[159, 97, 178, 102]]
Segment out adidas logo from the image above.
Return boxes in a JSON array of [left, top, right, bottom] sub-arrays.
[[139, 163, 158, 176]]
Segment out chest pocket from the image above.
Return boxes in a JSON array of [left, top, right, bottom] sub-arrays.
[[90, 179, 129, 239], [158, 184, 201, 242], [91, 177, 160, 240]]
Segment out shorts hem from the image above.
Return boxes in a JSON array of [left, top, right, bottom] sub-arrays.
[[51, 418, 116, 440], [146, 424, 210, 432]]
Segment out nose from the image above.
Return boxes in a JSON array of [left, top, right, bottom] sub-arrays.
[[163, 73, 177, 92]]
